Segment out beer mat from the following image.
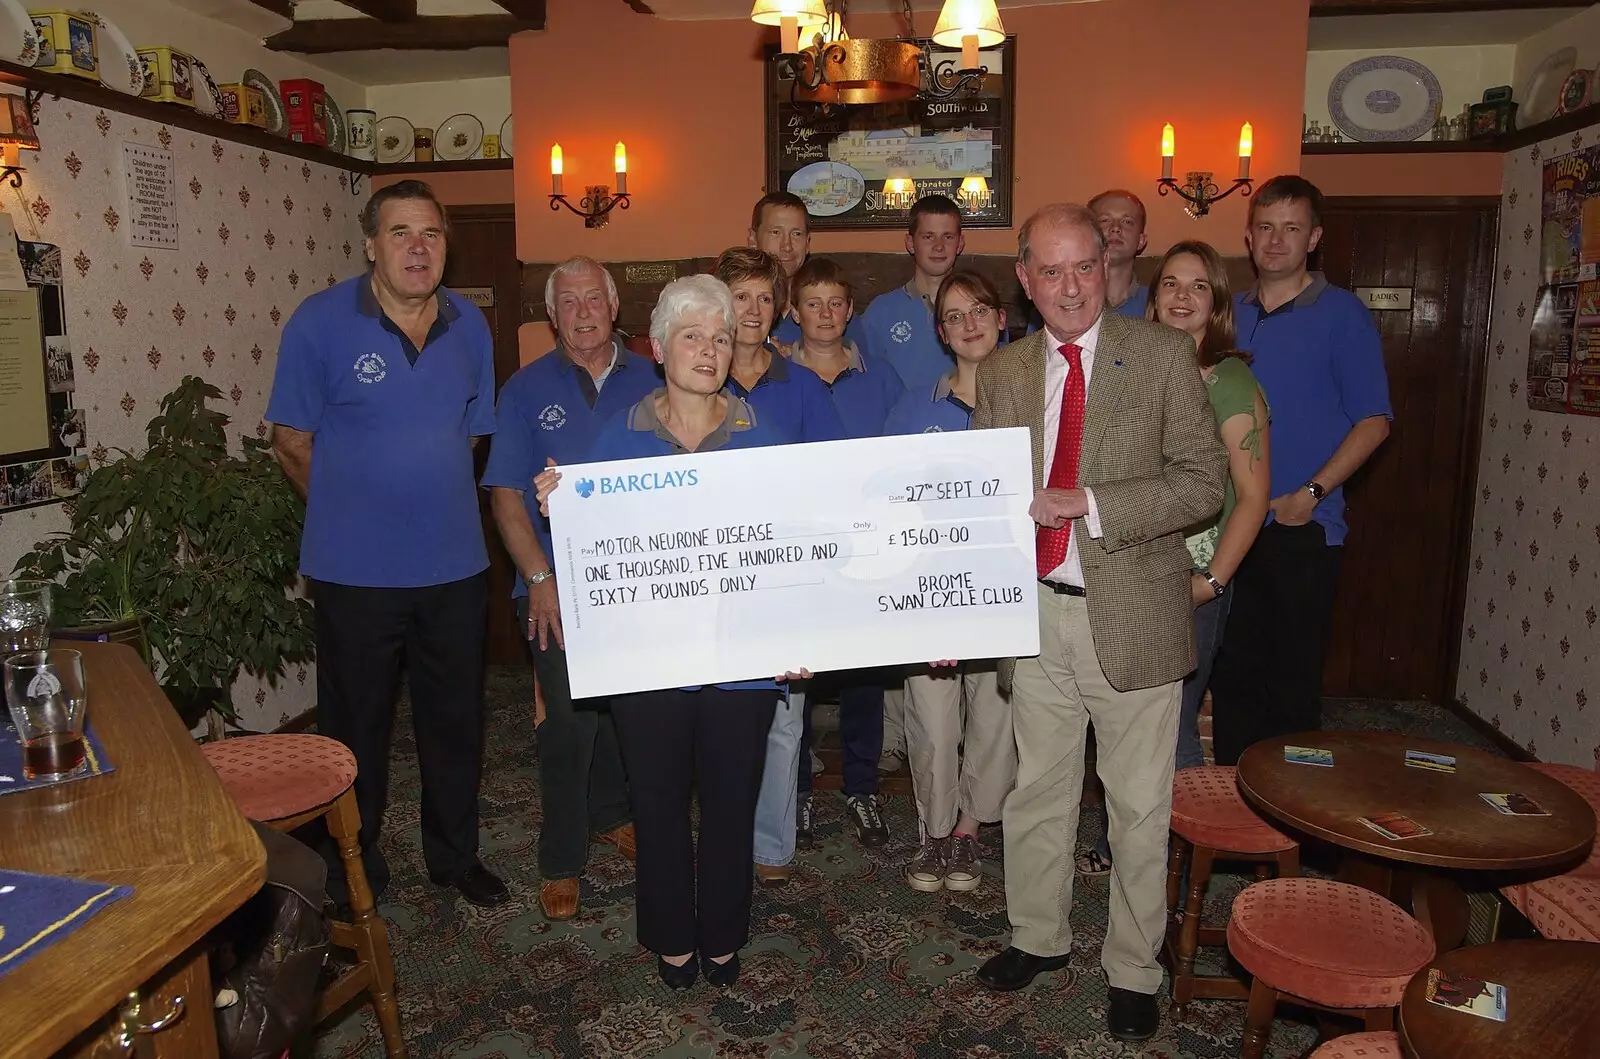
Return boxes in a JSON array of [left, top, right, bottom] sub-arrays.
[[0, 721, 114, 796], [0, 868, 132, 979]]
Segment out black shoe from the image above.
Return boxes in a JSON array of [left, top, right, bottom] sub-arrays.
[[703, 951, 740, 987], [435, 862, 510, 907], [658, 953, 699, 990], [846, 794, 889, 848], [975, 946, 1072, 992], [1106, 986, 1159, 1042], [797, 795, 814, 849]]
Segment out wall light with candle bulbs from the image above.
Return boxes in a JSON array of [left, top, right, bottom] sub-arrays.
[[549, 141, 632, 229], [1155, 122, 1253, 218], [0, 93, 41, 190]]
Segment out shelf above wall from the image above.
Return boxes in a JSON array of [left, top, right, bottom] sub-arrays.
[[372, 158, 513, 175], [1303, 103, 1600, 156]]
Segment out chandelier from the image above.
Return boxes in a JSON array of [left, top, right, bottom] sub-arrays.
[[750, 0, 1005, 107]]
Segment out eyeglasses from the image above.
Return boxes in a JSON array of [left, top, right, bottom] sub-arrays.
[[940, 304, 995, 329]]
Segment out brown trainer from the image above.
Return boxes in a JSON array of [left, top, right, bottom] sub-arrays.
[[539, 878, 579, 920], [755, 862, 790, 887], [597, 823, 637, 862]]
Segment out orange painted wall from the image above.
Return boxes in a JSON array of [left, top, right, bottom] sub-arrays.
[[1300, 151, 1502, 199], [508, 0, 1310, 270], [371, 168, 515, 205]]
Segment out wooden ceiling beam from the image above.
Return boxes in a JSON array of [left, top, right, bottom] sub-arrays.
[[337, 0, 418, 21], [264, 14, 540, 53], [494, 0, 548, 19], [1311, 0, 1589, 14]]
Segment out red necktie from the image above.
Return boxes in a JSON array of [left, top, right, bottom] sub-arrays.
[[1036, 343, 1085, 579]]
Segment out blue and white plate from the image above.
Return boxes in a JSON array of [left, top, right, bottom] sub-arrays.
[[1328, 55, 1442, 143]]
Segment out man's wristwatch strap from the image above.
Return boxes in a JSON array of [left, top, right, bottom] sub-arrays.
[[1305, 480, 1327, 502], [524, 569, 554, 586], [1201, 570, 1225, 597]]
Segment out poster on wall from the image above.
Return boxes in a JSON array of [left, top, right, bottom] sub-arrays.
[[0, 240, 85, 514], [1529, 146, 1600, 415], [122, 143, 178, 250], [764, 38, 1015, 231]]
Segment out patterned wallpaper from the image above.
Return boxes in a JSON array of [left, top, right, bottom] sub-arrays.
[[1459, 126, 1600, 769], [0, 98, 368, 733]]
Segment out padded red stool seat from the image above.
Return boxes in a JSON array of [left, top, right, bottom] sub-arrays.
[[1164, 766, 1299, 1016], [1498, 761, 1600, 941], [1227, 878, 1434, 1059], [1308, 1031, 1402, 1057], [201, 734, 405, 1058]]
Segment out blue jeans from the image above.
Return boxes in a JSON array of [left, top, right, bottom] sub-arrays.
[[1091, 585, 1232, 858], [752, 687, 803, 867]]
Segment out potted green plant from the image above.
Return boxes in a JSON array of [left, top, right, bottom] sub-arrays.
[[13, 376, 315, 733]]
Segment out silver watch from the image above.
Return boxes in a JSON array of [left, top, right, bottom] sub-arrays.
[[524, 569, 554, 586]]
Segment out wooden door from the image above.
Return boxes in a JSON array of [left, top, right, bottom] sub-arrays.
[[1313, 197, 1497, 702], [441, 205, 523, 666]]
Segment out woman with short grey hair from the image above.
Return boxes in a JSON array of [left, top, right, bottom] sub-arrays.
[[533, 274, 810, 989]]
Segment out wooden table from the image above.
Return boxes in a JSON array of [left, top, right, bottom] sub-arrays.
[[1399, 939, 1600, 1057], [0, 642, 265, 1058], [1237, 731, 1595, 948]]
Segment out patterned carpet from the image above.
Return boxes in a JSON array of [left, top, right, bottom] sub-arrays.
[[306, 670, 1499, 1059]]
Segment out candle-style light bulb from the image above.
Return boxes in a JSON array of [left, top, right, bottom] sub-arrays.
[[1161, 123, 1174, 180], [614, 141, 628, 195], [1238, 121, 1253, 180], [780, 13, 799, 53], [550, 143, 563, 196]]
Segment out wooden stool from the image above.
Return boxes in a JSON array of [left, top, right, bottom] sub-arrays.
[[202, 734, 406, 1058], [1227, 878, 1434, 1059], [1164, 765, 1300, 1015], [1308, 1031, 1402, 1057]]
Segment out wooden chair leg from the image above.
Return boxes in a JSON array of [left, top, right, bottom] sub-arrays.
[[1362, 1006, 1394, 1033], [1170, 844, 1215, 1017], [1166, 836, 1188, 919], [1278, 845, 1300, 879], [1240, 976, 1278, 1059], [329, 789, 408, 1059]]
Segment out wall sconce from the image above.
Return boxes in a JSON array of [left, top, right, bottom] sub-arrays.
[[549, 141, 631, 229], [1156, 121, 1253, 218], [0, 93, 40, 189], [957, 174, 991, 212]]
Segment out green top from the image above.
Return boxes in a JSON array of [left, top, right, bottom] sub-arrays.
[[1186, 356, 1267, 569]]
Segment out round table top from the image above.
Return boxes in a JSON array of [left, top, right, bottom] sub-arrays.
[[1399, 939, 1600, 1059], [1235, 731, 1596, 871]]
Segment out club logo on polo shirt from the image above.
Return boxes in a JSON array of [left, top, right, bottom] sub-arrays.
[[354, 352, 387, 384], [890, 320, 914, 344], [538, 403, 567, 431]]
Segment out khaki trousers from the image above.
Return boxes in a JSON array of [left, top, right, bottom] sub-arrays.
[[904, 662, 1015, 839], [1002, 591, 1180, 994]]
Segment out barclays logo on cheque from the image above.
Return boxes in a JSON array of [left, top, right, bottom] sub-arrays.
[[576, 469, 699, 498]]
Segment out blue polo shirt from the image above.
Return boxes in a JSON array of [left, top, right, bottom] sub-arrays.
[[883, 374, 974, 435], [860, 281, 954, 394], [481, 337, 661, 596], [266, 275, 495, 589], [1234, 273, 1392, 546], [772, 312, 867, 350], [787, 341, 905, 439], [725, 344, 845, 443], [590, 390, 788, 694], [1026, 283, 1149, 334]]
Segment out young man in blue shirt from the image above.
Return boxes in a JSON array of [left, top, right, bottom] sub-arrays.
[[860, 194, 964, 394], [267, 180, 508, 909], [748, 191, 867, 349], [1210, 176, 1393, 764], [482, 257, 660, 920]]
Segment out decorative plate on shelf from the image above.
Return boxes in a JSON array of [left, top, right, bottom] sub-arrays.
[[0, 0, 39, 67], [87, 11, 142, 95], [499, 114, 512, 158], [1328, 55, 1442, 142], [1522, 47, 1577, 125], [375, 115, 414, 164], [324, 93, 346, 153], [192, 59, 221, 117], [436, 113, 483, 161], [243, 69, 287, 134], [1559, 68, 1592, 115]]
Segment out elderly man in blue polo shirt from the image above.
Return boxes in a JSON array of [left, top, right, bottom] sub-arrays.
[[1210, 175, 1392, 765], [267, 179, 508, 909], [483, 256, 659, 921]]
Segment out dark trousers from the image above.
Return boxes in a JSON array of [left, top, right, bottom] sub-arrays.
[[517, 597, 631, 880], [798, 670, 886, 799], [1209, 522, 1344, 766], [310, 572, 488, 900], [611, 687, 776, 957]]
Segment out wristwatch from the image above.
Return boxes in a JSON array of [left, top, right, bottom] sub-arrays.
[[1304, 480, 1327, 502], [1200, 569, 1225, 598], [524, 569, 554, 586]]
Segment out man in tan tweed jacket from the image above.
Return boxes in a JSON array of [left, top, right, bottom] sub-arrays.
[[971, 204, 1225, 1042]]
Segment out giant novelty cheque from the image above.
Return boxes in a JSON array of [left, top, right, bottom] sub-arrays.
[[547, 427, 1041, 698]]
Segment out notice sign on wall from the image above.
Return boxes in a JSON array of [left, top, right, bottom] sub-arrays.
[[122, 143, 177, 250]]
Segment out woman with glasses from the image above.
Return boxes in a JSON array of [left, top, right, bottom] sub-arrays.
[[883, 270, 1016, 894]]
